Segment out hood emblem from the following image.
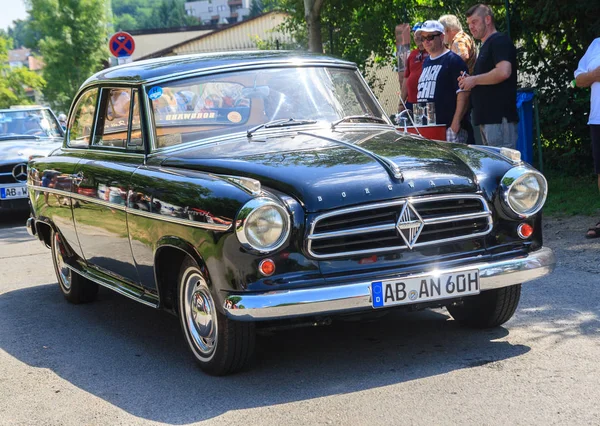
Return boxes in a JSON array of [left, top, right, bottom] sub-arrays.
[[395, 202, 424, 249], [12, 163, 27, 182]]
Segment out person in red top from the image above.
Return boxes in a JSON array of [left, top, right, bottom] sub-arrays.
[[400, 23, 429, 113]]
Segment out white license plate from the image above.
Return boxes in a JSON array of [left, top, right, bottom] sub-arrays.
[[371, 269, 479, 308], [0, 186, 28, 199]]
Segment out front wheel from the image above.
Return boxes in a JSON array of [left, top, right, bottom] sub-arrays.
[[446, 284, 521, 328], [51, 231, 98, 304], [178, 257, 255, 375]]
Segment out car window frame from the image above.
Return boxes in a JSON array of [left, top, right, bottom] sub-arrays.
[[67, 87, 100, 149], [90, 86, 147, 154]]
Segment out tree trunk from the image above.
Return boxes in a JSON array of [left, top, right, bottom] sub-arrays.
[[304, 0, 325, 53]]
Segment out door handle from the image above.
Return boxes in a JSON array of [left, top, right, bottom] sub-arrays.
[[71, 172, 83, 186]]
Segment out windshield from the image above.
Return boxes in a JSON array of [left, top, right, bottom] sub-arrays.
[[147, 66, 387, 149], [0, 109, 64, 140]]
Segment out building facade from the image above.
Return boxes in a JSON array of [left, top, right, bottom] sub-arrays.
[[185, 0, 251, 25]]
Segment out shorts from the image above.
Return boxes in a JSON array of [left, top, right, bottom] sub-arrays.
[[479, 118, 518, 149], [592, 125, 600, 175]]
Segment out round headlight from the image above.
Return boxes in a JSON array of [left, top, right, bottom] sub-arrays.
[[502, 167, 547, 217], [236, 198, 290, 253]]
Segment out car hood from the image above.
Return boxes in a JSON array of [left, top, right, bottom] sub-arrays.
[[0, 138, 63, 164], [161, 128, 478, 212]]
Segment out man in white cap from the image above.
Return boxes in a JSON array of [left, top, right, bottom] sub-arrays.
[[416, 20, 472, 143]]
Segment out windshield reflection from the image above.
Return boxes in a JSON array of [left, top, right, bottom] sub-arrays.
[[147, 67, 387, 148]]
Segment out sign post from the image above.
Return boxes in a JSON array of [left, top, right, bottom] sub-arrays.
[[109, 31, 135, 65]]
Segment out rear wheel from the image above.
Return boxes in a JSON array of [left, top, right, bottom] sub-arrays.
[[177, 257, 255, 375], [51, 232, 98, 304], [446, 284, 521, 328]]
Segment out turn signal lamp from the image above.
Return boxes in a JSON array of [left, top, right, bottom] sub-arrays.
[[259, 259, 276, 276], [517, 223, 533, 239]]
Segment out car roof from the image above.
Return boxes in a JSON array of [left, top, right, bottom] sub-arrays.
[[82, 50, 356, 86], [0, 106, 51, 113]]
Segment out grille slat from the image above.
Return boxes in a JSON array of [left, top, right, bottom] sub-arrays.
[[308, 194, 492, 259]]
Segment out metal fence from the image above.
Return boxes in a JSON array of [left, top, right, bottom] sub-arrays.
[[364, 61, 401, 117]]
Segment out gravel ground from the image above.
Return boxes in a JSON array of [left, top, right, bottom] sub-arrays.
[[544, 215, 600, 274]]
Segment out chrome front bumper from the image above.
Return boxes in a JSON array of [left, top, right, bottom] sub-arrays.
[[223, 247, 555, 321]]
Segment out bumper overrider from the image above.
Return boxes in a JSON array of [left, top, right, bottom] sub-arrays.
[[223, 247, 555, 321]]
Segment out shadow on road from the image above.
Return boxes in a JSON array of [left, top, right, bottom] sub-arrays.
[[0, 283, 530, 423], [0, 211, 29, 228]]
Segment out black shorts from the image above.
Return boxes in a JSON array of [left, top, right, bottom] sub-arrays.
[[592, 125, 600, 175]]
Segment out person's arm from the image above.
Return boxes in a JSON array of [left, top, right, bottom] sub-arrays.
[[459, 61, 511, 90], [400, 79, 408, 106], [451, 91, 470, 133], [399, 54, 412, 111], [576, 66, 600, 88]]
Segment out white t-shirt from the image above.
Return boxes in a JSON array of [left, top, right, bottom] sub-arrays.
[[575, 38, 600, 125]]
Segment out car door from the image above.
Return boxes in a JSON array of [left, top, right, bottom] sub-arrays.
[[71, 87, 145, 287], [29, 89, 99, 259]]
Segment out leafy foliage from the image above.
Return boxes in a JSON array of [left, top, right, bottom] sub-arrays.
[[277, 0, 600, 174], [112, 0, 200, 31], [0, 35, 45, 108], [27, 0, 109, 113], [7, 18, 40, 49]]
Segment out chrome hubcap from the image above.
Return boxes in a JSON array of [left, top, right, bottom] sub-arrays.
[[53, 234, 71, 290], [184, 271, 217, 355]]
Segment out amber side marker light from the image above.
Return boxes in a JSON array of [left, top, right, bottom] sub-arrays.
[[517, 223, 534, 239], [259, 259, 276, 276]]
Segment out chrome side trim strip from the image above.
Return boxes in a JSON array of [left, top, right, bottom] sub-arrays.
[[127, 208, 230, 231], [70, 192, 128, 211], [28, 184, 231, 231], [223, 247, 555, 321], [65, 263, 158, 308]]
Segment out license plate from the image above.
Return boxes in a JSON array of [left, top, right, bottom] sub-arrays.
[[371, 269, 479, 308], [0, 186, 28, 199]]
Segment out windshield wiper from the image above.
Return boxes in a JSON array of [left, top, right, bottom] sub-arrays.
[[330, 115, 388, 130], [247, 118, 317, 138]]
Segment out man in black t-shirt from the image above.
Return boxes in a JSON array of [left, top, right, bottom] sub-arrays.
[[416, 20, 471, 143], [459, 4, 518, 149]]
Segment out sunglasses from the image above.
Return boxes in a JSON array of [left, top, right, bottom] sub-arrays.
[[422, 33, 441, 41]]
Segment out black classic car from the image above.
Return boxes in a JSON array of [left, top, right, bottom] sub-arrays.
[[26, 52, 555, 375], [0, 106, 64, 213]]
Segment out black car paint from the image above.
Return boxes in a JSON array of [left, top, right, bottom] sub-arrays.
[[27, 52, 542, 316]]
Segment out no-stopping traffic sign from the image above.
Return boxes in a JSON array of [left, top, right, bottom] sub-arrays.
[[109, 32, 135, 58]]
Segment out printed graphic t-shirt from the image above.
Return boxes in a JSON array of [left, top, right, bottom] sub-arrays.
[[417, 50, 468, 128]]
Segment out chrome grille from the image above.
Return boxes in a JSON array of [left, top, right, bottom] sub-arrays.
[[307, 194, 492, 259]]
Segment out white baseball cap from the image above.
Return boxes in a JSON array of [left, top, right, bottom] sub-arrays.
[[416, 20, 445, 35]]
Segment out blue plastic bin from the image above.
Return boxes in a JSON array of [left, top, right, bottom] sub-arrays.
[[516, 89, 535, 164]]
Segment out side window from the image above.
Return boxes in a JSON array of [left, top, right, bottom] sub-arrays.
[[127, 90, 144, 150], [93, 88, 132, 148], [68, 89, 98, 147]]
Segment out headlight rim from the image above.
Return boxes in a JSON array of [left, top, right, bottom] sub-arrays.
[[501, 166, 548, 219], [236, 197, 291, 254]]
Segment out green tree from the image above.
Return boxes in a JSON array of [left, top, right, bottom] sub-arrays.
[[250, 0, 263, 18], [114, 13, 138, 31], [0, 35, 45, 108], [28, 0, 109, 112], [8, 18, 40, 49], [143, 0, 198, 29]]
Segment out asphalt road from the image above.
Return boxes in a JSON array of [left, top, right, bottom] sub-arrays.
[[0, 212, 598, 425]]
